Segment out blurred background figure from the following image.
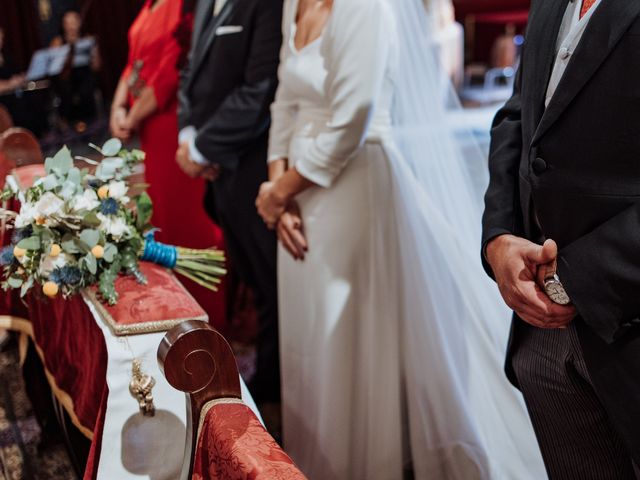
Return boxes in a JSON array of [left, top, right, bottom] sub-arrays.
[[0, 28, 25, 96], [50, 9, 101, 132], [110, 0, 227, 325]]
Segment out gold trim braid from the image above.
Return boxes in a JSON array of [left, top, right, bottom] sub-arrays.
[[0, 315, 93, 439]]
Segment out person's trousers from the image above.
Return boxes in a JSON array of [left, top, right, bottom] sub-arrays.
[[512, 322, 636, 479], [207, 157, 280, 404]]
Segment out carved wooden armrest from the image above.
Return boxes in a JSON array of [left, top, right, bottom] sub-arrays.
[[158, 321, 306, 480]]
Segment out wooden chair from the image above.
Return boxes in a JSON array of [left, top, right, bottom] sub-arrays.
[[158, 321, 306, 480], [0, 104, 13, 134], [0, 127, 43, 168]]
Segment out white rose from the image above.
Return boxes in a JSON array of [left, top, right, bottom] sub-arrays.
[[97, 213, 130, 240], [35, 192, 65, 217], [14, 203, 38, 228], [107, 181, 128, 201], [72, 189, 100, 212], [39, 253, 71, 277]]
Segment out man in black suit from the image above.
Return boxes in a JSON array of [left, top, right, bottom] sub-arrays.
[[483, 0, 640, 477], [176, 0, 283, 409]]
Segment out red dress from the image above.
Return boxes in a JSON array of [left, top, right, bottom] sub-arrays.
[[122, 0, 227, 327]]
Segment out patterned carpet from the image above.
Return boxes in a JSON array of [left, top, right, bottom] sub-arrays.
[[0, 339, 76, 480]]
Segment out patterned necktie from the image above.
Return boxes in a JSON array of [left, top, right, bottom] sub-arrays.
[[580, 0, 596, 18]]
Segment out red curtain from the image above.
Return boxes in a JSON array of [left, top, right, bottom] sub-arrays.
[[452, 0, 530, 64], [0, 0, 41, 71]]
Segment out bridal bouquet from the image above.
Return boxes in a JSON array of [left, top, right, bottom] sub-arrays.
[[0, 139, 226, 305]]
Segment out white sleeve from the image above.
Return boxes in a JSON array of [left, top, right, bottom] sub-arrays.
[[267, 0, 298, 163], [295, 0, 393, 188]]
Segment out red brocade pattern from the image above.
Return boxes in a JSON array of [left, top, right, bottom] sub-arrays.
[[86, 262, 207, 335], [193, 403, 307, 480]]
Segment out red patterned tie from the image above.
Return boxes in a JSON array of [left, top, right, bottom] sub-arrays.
[[580, 0, 596, 18]]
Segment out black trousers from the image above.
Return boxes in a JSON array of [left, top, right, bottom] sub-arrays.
[[512, 322, 636, 479], [205, 154, 280, 404]]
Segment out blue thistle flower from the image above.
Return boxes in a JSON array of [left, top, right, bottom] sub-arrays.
[[50, 266, 83, 286], [100, 198, 119, 215], [12, 225, 33, 244], [0, 246, 15, 266]]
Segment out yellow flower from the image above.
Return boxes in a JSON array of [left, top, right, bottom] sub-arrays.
[[43, 281, 59, 298], [49, 244, 61, 257], [91, 245, 104, 259], [36, 216, 46, 225], [97, 185, 109, 199], [13, 246, 26, 258]]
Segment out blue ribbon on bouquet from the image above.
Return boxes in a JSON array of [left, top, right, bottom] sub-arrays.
[[140, 232, 178, 269]]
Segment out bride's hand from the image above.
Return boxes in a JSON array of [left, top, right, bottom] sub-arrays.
[[277, 203, 308, 260], [256, 181, 287, 228]]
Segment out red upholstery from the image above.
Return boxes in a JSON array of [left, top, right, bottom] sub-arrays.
[[10, 163, 46, 189], [193, 402, 307, 480], [86, 262, 208, 336]]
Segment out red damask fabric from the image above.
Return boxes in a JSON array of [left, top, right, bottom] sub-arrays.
[[193, 403, 307, 480], [91, 262, 207, 329]]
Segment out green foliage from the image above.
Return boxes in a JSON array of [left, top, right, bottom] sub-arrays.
[[135, 192, 153, 231], [0, 139, 225, 304]]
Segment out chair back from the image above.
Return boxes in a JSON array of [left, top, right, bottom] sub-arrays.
[[158, 321, 307, 480], [0, 128, 43, 169], [0, 105, 13, 134], [158, 321, 242, 479]]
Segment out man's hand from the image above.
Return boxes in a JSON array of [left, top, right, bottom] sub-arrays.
[[202, 164, 221, 182], [176, 142, 206, 178], [256, 181, 287, 228], [486, 235, 577, 328], [277, 202, 307, 260]]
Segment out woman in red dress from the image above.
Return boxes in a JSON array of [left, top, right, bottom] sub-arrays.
[[110, 0, 226, 325]]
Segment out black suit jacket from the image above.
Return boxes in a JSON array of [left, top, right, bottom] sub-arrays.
[[483, 0, 640, 461], [178, 0, 283, 170]]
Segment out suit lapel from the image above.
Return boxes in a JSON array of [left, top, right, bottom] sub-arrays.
[[188, 0, 236, 86], [527, 0, 570, 132], [192, 0, 215, 47], [532, 0, 640, 145]]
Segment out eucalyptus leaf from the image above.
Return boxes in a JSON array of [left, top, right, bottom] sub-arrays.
[[95, 158, 124, 181], [17, 236, 40, 250], [61, 234, 81, 253], [80, 229, 100, 248], [103, 243, 117, 263], [7, 277, 23, 288], [67, 167, 82, 185], [45, 146, 73, 175], [38, 228, 54, 242], [41, 174, 59, 191], [101, 138, 122, 157], [82, 212, 101, 227], [20, 277, 33, 297], [59, 180, 78, 200], [84, 253, 97, 275], [135, 192, 153, 230]]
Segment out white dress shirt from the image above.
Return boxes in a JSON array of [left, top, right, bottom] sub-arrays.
[[545, 0, 602, 107], [214, 0, 227, 17]]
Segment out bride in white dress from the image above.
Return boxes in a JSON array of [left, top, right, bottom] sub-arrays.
[[256, 0, 547, 478]]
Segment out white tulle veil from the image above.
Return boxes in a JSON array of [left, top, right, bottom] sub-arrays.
[[368, 0, 546, 477]]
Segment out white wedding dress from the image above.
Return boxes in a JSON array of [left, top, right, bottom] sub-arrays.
[[268, 0, 547, 479]]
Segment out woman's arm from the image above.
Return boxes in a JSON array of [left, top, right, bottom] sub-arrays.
[[288, 0, 393, 189], [269, 158, 288, 181], [124, 86, 158, 131], [110, 76, 131, 139]]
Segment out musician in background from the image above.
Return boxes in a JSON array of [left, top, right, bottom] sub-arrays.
[[50, 10, 100, 131]]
